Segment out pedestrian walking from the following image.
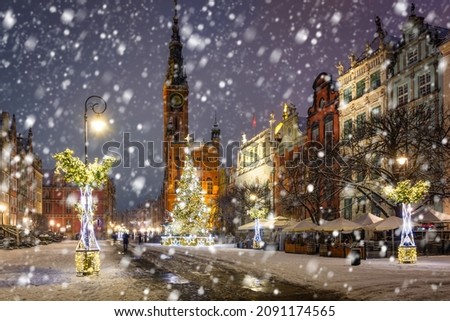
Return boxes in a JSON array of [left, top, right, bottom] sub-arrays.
[[122, 232, 129, 253]]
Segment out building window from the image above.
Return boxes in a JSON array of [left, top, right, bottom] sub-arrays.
[[371, 195, 382, 216], [398, 83, 408, 105], [370, 106, 381, 119], [206, 178, 213, 194], [370, 153, 381, 179], [356, 113, 366, 139], [324, 117, 333, 146], [370, 71, 381, 90], [418, 72, 431, 97], [344, 198, 352, 220], [343, 88, 352, 104], [65, 205, 71, 214], [319, 98, 326, 109], [357, 197, 367, 214], [356, 169, 364, 182], [407, 48, 418, 65], [44, 202, 51, 214], [356, 79, 365, 98], [343, 119, 353, 140], [325, 117, 333, 134], [311, 124, 319, 141]]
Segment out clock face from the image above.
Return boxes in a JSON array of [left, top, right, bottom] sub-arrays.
[[169, 93, 184, 109]]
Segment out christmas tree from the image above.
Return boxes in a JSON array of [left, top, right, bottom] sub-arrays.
[[170, 146, 210, 237]]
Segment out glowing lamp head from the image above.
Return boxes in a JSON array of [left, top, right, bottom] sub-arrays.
[[397, 157, 408, 166], [91, 116, 107, 132]]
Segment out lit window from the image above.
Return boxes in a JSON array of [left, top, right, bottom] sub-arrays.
[[206, 178, 213, 194]]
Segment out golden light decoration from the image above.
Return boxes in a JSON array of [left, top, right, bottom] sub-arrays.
[[75, 249, 100, 276], [398, 246, 417, 264]]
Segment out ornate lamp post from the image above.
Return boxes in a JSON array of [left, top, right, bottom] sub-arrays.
[[75, 96, 107, 275], [53, 96, 114, 277]]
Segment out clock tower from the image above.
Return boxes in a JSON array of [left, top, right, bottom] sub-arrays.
[[162, 0, 189, 214], [163, 0, 188, 143], [161, 1, 222, 229]]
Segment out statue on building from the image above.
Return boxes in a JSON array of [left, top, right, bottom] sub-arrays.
[[410, 3, 415, 16], [336, 61, 344, 75], [348, 53, 357, 68], [241, 132, 247, 144]]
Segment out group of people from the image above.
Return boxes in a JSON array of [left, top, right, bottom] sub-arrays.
[[111, 231, 148, 253]]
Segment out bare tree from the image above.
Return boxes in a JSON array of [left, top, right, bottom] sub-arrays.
[[216, 181, 271, 234], [278, 155, 341, 224], [328, 103, 450, 217]]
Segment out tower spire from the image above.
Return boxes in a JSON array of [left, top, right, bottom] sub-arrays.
[[165, 0, 187, 85], [211, 112, 221, 142], [172, 0, 180, 42], [375, 16, 386, 49]]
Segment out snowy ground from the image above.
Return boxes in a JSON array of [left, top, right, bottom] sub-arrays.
[[0, 240, 449, 301], [151, 244, 450, 301]]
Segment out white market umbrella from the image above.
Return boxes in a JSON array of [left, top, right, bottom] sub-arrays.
[[353, 213, 384, 226], [282, 220, 317, 233], [364, 216, 403, 231], [315, 217, 363, 232], [411, 206, 450, 223], [364, 216, 405, 255], [237, 218, 270, 231], [261, 216, 294, 229]]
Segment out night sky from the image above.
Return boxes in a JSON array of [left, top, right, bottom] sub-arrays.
[[1, 0, 449, 211]]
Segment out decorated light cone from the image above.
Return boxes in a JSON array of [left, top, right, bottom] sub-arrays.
[[385, 180, 430, 264]]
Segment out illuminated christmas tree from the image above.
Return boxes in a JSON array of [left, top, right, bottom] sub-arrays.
[[170, 147, 210, 237]]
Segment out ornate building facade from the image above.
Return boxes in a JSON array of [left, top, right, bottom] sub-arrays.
[[306, 72, 340, 219], [336, 16, 397, 220], [337, 6, 449, 219], [1, 112, 42, 230]]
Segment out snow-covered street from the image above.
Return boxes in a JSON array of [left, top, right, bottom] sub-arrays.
[[1, 240, 449, 301]]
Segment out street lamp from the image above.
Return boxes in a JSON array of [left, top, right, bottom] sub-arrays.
[[397, 156, 408, 166], [49, 219, 55, 232], [76, 96, 109, 276], [84, 96, 107, 165]]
